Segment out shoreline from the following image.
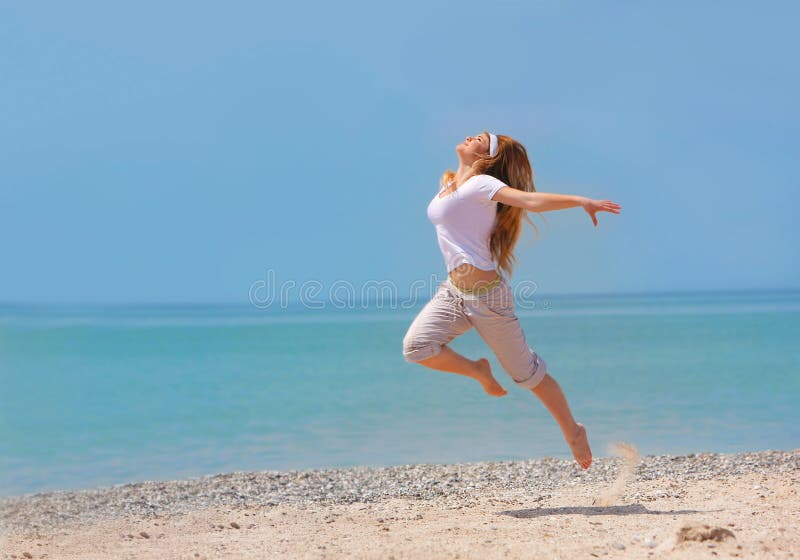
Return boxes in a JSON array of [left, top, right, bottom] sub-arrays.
[[2, 449, 798, 559], [2, 449, 798, 530]]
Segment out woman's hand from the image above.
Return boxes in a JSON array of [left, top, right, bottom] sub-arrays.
[[581, 198, 622, 227]]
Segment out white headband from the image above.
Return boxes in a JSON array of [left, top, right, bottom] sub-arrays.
[[488, 132, 499, 157]]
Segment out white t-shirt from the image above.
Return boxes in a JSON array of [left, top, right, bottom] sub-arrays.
[[426, 174, 508, 272]]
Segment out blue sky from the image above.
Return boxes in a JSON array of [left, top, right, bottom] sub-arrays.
[[1, 1, 797, 304]]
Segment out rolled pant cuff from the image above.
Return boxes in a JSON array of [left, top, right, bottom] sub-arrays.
[[403, 344, 443, 363], [515, 354, 548, 389]]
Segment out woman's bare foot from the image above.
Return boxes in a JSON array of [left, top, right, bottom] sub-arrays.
[[568, 423, 592, 469], [473, 358, 507, 397]]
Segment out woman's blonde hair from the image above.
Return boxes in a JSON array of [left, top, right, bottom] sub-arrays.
[[439, 131, 543, 277]]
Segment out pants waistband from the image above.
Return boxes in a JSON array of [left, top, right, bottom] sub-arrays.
[[446, 275, 503, 297]]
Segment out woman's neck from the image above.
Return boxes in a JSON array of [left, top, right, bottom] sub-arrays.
[[452, 164, 476, 187]]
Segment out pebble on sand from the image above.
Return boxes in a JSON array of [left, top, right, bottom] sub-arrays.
[[676, 523, 736, 543]]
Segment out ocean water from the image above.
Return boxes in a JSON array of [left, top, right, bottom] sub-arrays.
[[1, 289, 798, 497]]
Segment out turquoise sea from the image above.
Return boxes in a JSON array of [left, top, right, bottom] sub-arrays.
[[1, 289, 798, 497]]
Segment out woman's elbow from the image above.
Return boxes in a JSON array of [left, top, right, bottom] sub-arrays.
[[523, 200, 545, 213]]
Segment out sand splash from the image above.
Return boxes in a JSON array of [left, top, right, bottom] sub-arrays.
[[592, 442, 640, 506]]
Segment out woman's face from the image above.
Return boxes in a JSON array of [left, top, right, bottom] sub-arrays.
[[456, 132, 490, 163]]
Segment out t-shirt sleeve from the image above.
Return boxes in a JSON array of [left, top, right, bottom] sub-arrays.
[[473, 175, 508, 201]]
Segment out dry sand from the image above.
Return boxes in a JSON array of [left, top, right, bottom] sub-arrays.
[[2, 450, 798, 559]]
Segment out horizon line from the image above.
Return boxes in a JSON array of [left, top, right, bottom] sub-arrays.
[[1, 285, 798, 308]]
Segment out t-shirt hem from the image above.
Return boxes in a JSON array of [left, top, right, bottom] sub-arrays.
[[446, 261, 497, 272]]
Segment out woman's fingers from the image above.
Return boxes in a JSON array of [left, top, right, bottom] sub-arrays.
[[586, 199, 621, 226], [599, 201, 621, 213]]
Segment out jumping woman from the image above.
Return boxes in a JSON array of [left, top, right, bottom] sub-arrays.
[[402, 131, 622, 470]]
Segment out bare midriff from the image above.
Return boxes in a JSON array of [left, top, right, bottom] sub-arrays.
[[448, 263, 501, 292]]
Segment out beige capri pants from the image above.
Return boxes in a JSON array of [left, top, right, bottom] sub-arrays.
[[402, 276, 548, 390]]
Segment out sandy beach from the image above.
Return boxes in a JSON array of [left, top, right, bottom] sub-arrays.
[[2, 449, 798, 559]]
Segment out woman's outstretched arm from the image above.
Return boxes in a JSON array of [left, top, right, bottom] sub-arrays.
[[492, 187, 622, 227]]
